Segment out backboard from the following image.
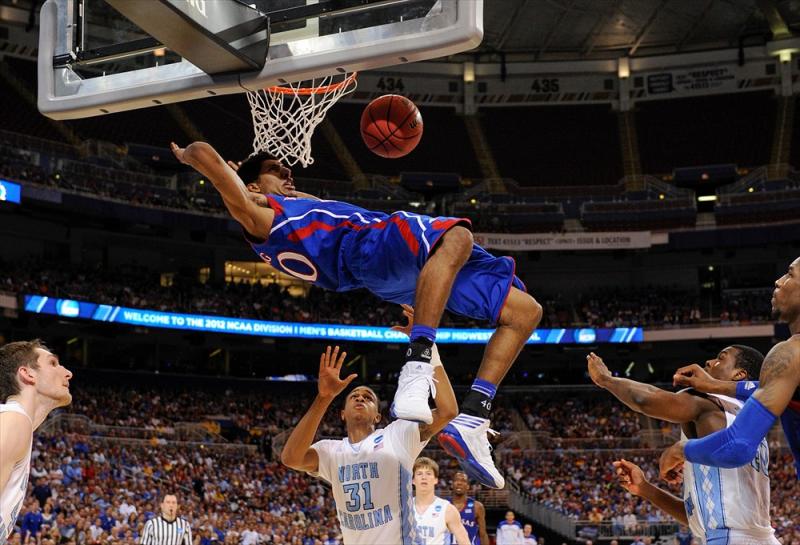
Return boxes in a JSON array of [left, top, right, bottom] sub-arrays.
[[38, 0, 483, 120]]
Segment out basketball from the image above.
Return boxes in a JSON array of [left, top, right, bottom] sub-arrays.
[[360, 95, 424, 158]]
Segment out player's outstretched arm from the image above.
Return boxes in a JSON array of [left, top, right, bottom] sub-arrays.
[[613, 459, 688, 526], [419, 344, 458, 442], [171, 142, 274, 238], [672, 364, 740, 398], [587, 353, 710, 424], [392, 305, 458, 441], [0, 412, 32, 492], [281, 346, 356, 473], [445, 503, 472, 545], [660, 339, 800, 477]]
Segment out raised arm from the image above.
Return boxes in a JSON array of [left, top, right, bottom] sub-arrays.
[[280, 346, 356, 473], [171, 142, 274, 239], [613, 459, 688, 526], [660, 339, 800, 478], [587, 353, 711, 424], [445, 503, 472, 545], [392, 305, 458, 442], [418, 344, 458, 442]]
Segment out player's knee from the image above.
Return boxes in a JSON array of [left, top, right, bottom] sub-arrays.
[[440, 226, 473, 263], [502, 291, 542, 333], [520, 295, 543, 331]]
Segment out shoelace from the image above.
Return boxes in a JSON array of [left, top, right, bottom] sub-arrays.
[[401, 371, 438, 400], [401, 369, 439, 398], [485, 428, 499, 453]]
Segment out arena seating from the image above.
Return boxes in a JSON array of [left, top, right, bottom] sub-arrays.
[[0, 262, 775, 329], [715, 186, 800, 226], [636, 91, 775, 174], [452, 201, 566, 233], [480, 104, 623, 187], [11, 382, 799, 545], [580, 197, 697, 232]]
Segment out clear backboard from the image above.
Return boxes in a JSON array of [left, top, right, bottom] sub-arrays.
[[38, 0, 483, 120]]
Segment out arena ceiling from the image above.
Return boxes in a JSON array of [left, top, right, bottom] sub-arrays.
[[477, 0, 800, 60]]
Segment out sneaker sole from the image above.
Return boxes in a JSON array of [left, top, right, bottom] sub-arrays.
[[437, 427, 502, 489]]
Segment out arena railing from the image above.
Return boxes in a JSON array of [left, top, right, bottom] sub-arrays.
[[509, 481, 679, 542], [0, 129, 80, 158], [37, 412, 253, 452]]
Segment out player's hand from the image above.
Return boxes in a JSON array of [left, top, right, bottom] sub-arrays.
[[673, 363, 721, 392], [659, 440, 686, 485], [390, 304, 415, 337], [226, 160, 242, 172], [613, 459, 648, 496], [170, 142, 189, 165], [317, 346, 356, 400], [587, 352, 612, 387]]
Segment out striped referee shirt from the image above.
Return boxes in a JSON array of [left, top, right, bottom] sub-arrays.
[[140, 516, 193, 545]]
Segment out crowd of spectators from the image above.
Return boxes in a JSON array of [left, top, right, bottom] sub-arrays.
[[499, 448, 800, 544], [11, 434, 342, 545], [577, 287, 771, 328], [8, 378, 799, 545], [0, 260, 774, 330]]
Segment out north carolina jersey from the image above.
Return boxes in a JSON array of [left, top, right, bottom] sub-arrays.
[[248, 195, 525, 324], [495, 521, 523, 545], [451, 499, 479, 545], [414, 497, 450, 545], [0, 402, 32, 545], [681, 393, 779, 545], [310, 420, 429, 545]]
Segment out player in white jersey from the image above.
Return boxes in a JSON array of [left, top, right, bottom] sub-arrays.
[[588, 347, 779, 545], [411, 457, 470, 545], [0, 340, 73, 545], [281, 320, 458, 545]]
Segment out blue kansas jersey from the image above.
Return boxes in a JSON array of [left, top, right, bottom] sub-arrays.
[[246, 195, 525, 324], [451, 498, 479, 545]]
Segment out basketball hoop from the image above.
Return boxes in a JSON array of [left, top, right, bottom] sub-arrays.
[[246, 72, 357, 168]]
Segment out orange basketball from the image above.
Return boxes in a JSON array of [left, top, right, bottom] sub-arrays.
[[360, 95, 423, 158]]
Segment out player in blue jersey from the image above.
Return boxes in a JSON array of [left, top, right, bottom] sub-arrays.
[[448, 471, 488, 545], [171, 141, 543, 489], [659, 257, 800, 481]]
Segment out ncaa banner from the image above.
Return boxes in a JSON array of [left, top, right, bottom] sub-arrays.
[[24, 295, 642, 345], [473, 231, 652, 251]]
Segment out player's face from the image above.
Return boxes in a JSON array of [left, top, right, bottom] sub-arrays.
[[704, 346, 745, 381], [773, 258, 800, 325], [161, 496, 178, 519], [505, 511, 514, 522], [250, 160, 296, 197], [412, 467, 437, 492], [29, 349, 73, 406], [341, 387, 380, 426], [524, 524, 533, 536], [452, 472, 469, 495]]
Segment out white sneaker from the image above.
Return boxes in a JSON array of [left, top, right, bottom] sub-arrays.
[[438, 414, 505, 489], [390, 361, 437, 424]]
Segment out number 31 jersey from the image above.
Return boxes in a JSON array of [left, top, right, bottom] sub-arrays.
[[310, 420, 429, 545]]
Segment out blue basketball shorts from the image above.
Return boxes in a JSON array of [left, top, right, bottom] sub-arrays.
[[343, 211, 526, 325]]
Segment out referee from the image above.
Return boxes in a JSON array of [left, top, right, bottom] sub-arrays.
[[140, 494, 193, 545]]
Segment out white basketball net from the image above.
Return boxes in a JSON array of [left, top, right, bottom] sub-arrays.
[[246, 72, 357, 168]]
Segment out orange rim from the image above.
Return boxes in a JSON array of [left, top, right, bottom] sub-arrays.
[[265, 72, 358, 95]]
